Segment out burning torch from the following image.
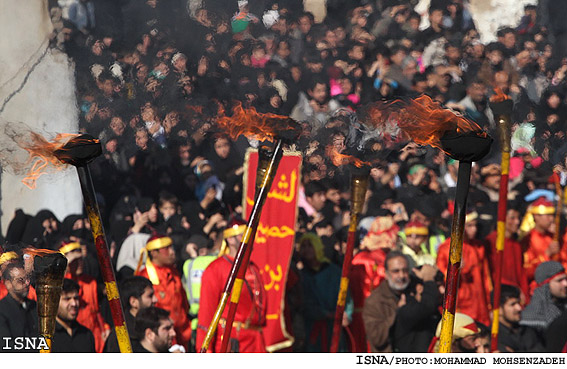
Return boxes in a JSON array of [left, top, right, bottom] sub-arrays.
[[360, 95, 492, 353], [200, 104, 301, 353], [488, 89, 513, 352], [25, 248, 67, 353], [53, 135, 132, 353], [330, 167, 369, 353]]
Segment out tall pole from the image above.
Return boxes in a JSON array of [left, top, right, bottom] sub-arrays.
[[330, 171, 369, 353], [489, 95, 513, 352], [54, 135, 133, 353], [438, 161, 472, 353], [201, 140, 284, 353]]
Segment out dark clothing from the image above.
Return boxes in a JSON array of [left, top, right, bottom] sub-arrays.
[[104, 310, 138, 353], [133, 340, 152, 353], [497, 322, 544, 353], [51, 320, 96, 353], [546, 310, 567, 352], [0, 294, 38, 352], [392, 280, 442, 353]]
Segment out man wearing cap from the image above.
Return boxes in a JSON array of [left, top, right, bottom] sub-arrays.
[[522, 197, 567, 284], [135, 234, 191, 350], [0, 250, 37, 301], [436, 210, 492, 326], [196, 220, 267, 352], [520, 261, 567, 335], [349, 211, 399, 352], [428, 313, 482, 353], [400, 220, 436, 268], [484, 207, 529, 299], [59, 239, 109, 353]]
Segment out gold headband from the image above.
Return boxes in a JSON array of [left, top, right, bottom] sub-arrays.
[[0, 252, 18, 266], [145, 237, 173, 251], [404, 226, 429, 236], [59, 242, 82, 255], [465, 211, 478, 223], [530, 205, 555, 215], [223, 224, 247, 239]]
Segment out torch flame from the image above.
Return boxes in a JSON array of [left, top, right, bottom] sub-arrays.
[[326, 146, 370, 168], [216, 102, 299, 142], [361, 95, 486, 153], [23, 248, 63, 257], [489, 88, 511, 103], [19, 132, 79, 189]]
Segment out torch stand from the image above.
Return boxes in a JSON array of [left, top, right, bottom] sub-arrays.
[[201, 139, 284, 353], [330, 170, 369, 353]]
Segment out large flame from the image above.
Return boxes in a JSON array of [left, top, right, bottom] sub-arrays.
[[489, 88, 511, 103], [361, 95, 486, 152], [325, 146, 370, 168], [19, 132, 79, 189], [216, 102, 299, 142], [23, 248, 63, 257]]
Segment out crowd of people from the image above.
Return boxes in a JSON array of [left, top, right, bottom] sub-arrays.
[[2, 0, 567, 353]]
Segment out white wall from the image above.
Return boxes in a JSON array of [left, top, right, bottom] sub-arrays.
[[0, 0, 82, 235], [469, 0, 535, 43]]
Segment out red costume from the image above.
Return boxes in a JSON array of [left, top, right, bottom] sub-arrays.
[[485, 231, 529, 299], [135, 235, 192, 349], [436, 238, 492, 326], [66, 272, 109, 353], [137, 264, 191, 348], [196, 255, 266, 353], [348, 215, 399, 353]]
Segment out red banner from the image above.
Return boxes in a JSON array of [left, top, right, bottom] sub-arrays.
[[243, 149, 301, 352]]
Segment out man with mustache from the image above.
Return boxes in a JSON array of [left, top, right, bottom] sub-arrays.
[[362, 251, 441, 352]]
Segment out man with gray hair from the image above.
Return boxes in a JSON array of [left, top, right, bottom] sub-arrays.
[[362, 250, 441, 352]]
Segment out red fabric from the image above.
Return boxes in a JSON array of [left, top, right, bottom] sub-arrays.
[[522, 229, 567, 286], [485, 231, 529, 300], [436, 239, 492, 326], [196, 256, 267, 353], [66, 273, 109, 353], [348, 248, 388, 352], [136, 265, 191, 349]]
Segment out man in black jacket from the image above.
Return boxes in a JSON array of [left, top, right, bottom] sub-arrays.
[[495, 284, 544, 352], [0, 261, 38, 352], [52, 279, 96, 352]]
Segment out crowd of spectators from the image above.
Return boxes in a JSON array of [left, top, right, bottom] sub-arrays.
[[3, 0, 567, 353]]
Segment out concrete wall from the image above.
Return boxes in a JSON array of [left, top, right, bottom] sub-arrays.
[[469, 0, 535, 43], [0, 0, 81, 235]]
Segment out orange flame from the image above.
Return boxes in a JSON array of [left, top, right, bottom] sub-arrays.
[[216, 102, 298, 142], [490, 88, 511, 103], [362, 95, 486, 152], [20, 132, 79, 189], [325, 146, 370, 168], [23, 248, 63, 257]]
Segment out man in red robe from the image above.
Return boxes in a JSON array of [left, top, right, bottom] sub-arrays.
[[484, 207, 529, 301], [196, 225, 267, 353], [436, 211, 492, 326], [349, 211, 399, 352], [135, 234, 191, 350], [59, 240, 109, 353], [522, 197, 567, 286]]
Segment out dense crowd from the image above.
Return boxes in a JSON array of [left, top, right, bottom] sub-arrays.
[[3, 0, 567, 354]]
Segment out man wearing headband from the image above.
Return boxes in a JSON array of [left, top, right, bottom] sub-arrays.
[[521, 261, 567, 335], [401, 220, 435, 268], [522, 197, 567, 284], [436, 209, 492, 326], [59, 239, 109, 353], [197, 221, 267, 352], [135, 234, 191, 350]]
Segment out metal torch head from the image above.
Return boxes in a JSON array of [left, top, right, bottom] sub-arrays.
[[33, 251, 68, 340], [489, 99, 514, 117], [350, 166, 370, 215], [53, 134, 102, 167], [440, 129, 493, 162]]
